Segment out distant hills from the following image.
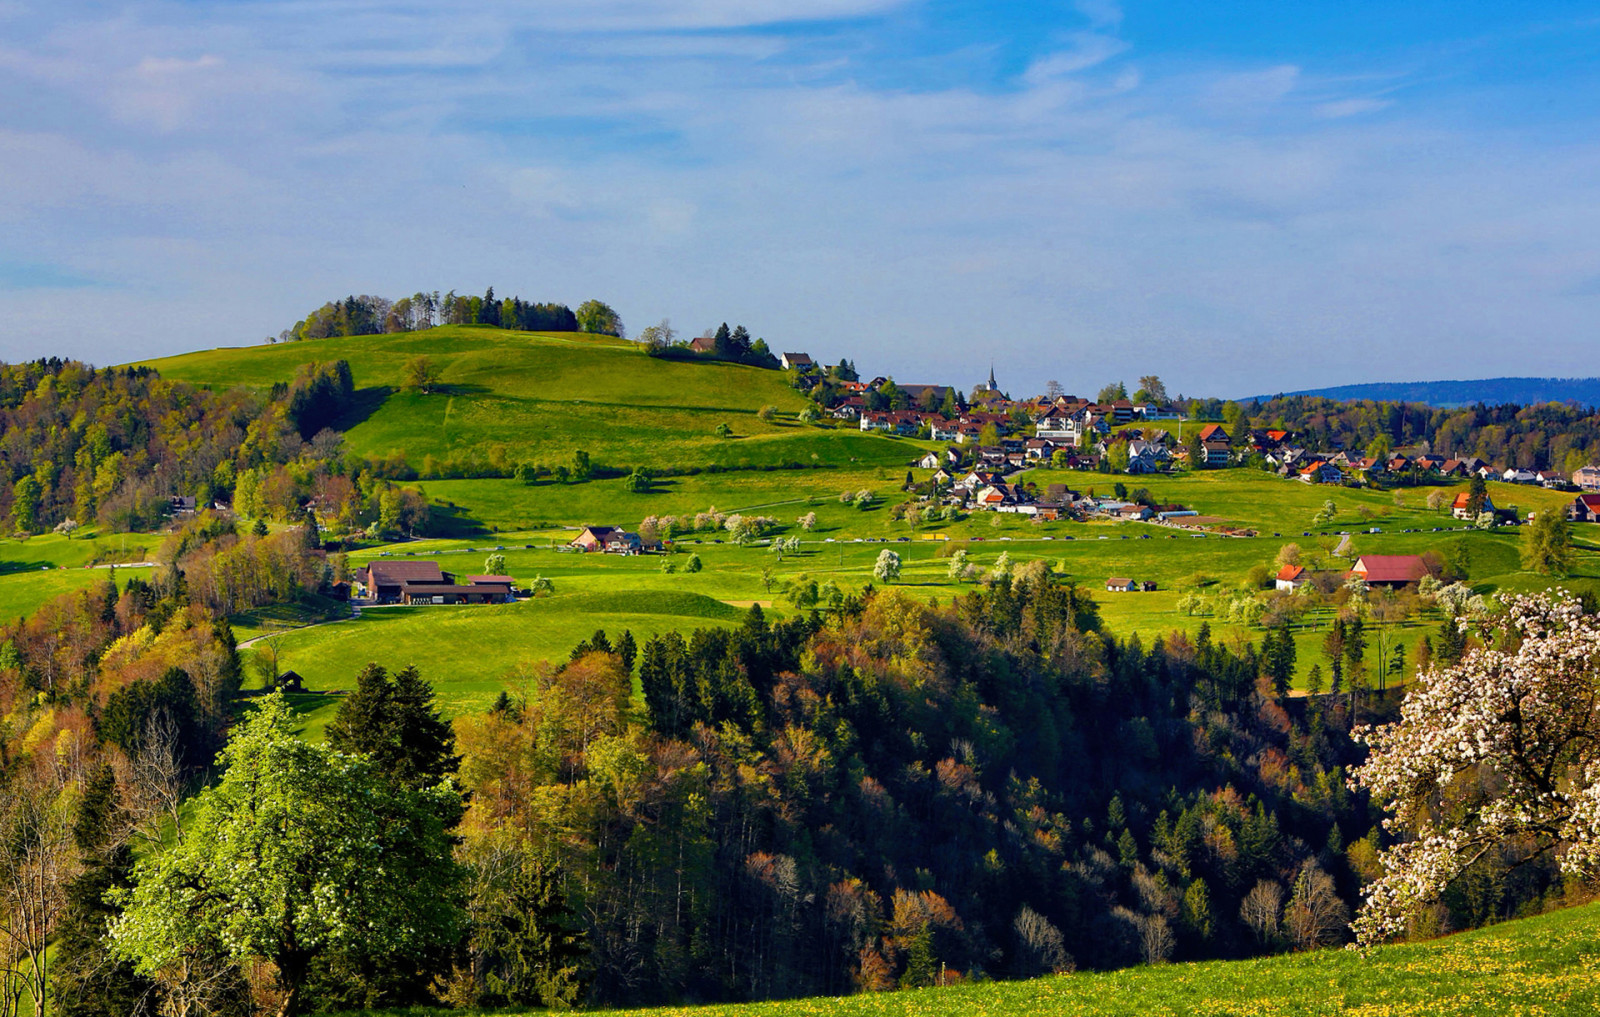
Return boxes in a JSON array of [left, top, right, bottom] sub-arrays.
[[1244, 377, 1600, 408]]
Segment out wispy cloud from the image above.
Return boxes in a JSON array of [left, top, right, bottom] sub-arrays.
[[0, 1, 1595, 394]]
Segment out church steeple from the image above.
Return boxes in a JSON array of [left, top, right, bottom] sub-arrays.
[[987, 362, 997, 391]]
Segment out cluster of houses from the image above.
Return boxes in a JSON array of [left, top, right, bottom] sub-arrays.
[[354, 560, 516, 605]]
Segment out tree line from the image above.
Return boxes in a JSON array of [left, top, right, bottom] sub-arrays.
[[1197, 394, 1600, 473], [275, 290, 628, 343]]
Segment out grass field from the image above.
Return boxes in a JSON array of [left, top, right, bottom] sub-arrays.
[[136, 327, 918, 472], [266, 590, 751, 718], [243, 493, 1598, 720], [330, 900, 1600, 1017], [0, 527, 157, 622]]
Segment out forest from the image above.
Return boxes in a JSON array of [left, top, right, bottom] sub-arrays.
[[4, 557, 1579, 1015], [0, 358, 437, 541], [1199, 394, 1600, 473]]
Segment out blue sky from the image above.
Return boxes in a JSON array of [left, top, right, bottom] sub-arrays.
[[1, 1, 1596, 396]]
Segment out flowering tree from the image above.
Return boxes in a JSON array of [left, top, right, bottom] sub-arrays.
[[872, 549, 901, 584], [109, 693, 465, 1017], [1349, 593, 1600, 947]]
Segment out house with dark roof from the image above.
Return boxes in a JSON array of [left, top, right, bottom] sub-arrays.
[[779, 352, 814, 371], [1351, 555, 1430, 589], [360, 560, 449, 603]]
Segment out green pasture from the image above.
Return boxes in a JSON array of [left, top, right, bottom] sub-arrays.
[[284, 495, 1599, 711], [136, 327, 916, 472], [264, 590, 751, 718], [0, 527, 159, 622], [334, 900, 1600, 1016]]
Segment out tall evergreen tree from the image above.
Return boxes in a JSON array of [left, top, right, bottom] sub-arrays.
[[53, 765, 158, 1017]]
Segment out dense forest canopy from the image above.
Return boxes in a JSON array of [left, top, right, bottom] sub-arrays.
[[1179, 394, 1600, 472], [0, 357, 437, 540], [8, 564, 1581, 1014]]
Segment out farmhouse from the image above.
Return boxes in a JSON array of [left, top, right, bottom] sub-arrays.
[[1350, 555, 1430, 589], [1105, 577, 1138, 593], [1570, 494, 1600, 523], [1275, 564, 1307, 592], [571, 526, 645, 554], [359, 560, 448, 603], [1451, 492, 1495, 520], [779, 352, 814, 371]]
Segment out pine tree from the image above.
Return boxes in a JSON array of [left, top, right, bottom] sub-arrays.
[[327, 664, 460, 797], [53, 765, 157, 1017], [615, 630, 637, 673]]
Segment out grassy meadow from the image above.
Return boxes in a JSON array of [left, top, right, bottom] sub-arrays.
[[137, 327, 917, 472], [331, 899, 1600, 1017]]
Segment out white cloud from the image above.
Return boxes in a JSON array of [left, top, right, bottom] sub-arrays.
[[0, 1, 1596, 396]]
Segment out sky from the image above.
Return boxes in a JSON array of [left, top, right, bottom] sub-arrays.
[[0, 1, 1597, 397]]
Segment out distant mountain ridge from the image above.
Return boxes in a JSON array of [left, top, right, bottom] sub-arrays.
[[1244, 377, 1600, 408]]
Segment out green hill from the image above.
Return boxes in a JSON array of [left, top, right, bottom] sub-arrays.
[[137, 327, 917, 472], [333, 902, 1600, 1016]]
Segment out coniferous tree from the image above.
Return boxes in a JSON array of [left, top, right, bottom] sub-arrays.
[[327, 664, 461, 796], [54, 765, 158, 1017]]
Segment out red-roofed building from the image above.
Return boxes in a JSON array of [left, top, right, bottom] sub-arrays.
[[1275, 564, 1307, 591], [1452, 491, 1495, 520], [1570, 493, 1600, 523]]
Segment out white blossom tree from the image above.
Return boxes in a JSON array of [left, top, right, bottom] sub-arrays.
[[1349, 593, 1600, 947], [872, 549, 901, 584], [109, 693, 465, 1017]]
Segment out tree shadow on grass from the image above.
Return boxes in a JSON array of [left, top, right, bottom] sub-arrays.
[[331, 386, 394, 431], [425, 502, 492, 540]]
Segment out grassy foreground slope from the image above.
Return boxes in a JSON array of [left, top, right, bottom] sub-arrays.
[[138, 327, 917, 471], [339, 903, 1600, 1017]]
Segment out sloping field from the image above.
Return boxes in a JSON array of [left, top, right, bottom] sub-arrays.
[[137, 327, 917, 471], [338, 902, 1600, 1016], [268, 589, 749, 716]]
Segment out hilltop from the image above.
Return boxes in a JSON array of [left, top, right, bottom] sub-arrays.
[[1245, 376, 1600, 408], [136, 326, 916, 472]]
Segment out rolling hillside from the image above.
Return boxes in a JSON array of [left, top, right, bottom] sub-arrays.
[[333, 902, 1600, 1016], [137, 326, 918, 472]]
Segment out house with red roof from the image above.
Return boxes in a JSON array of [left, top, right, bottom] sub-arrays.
[[1570, 493, 1600, 523], [1275, 564, 1308, 591], [1452, 491, 1495, 520]]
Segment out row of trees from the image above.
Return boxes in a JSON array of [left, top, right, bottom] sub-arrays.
[[1213, 395, 1600, 473], [638, 320, 779, 368], [277, 291, 622, 342]]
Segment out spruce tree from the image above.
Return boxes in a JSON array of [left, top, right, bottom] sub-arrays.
[[53, 765, 157, 1017]]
